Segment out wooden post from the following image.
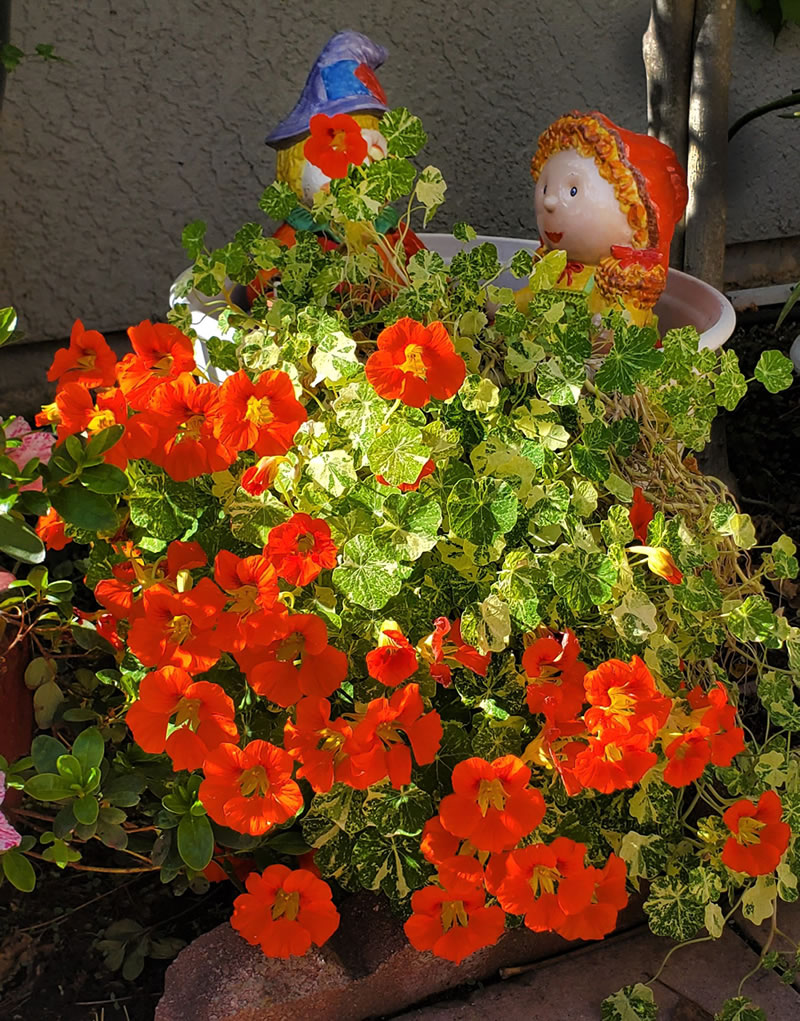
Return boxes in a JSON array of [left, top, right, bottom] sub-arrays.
[[643, 0, 739, 488], [683, 0, 737, 289], [642, 0, 696, 266]]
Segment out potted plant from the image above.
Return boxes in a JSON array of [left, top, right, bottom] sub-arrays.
[[1, 101, 799, 1019]]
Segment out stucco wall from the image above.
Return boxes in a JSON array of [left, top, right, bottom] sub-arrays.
[[1, 0, 798, 342]]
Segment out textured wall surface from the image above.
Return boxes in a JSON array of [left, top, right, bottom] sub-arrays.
[[1, 0, 798, 342]]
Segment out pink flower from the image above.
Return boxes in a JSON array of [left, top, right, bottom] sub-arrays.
[[3, 418, 55, 492], [0, 771, 22, 852]]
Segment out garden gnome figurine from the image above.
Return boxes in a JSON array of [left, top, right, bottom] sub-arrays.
[[266, 30, 391, 216], [248, 30, 422, 303], [516, 111, 689, 326]]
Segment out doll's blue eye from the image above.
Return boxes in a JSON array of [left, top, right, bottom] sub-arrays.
[[570, 186, 578, 196]]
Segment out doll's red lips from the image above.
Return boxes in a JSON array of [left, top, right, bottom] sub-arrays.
[[546, 231, 563, 243]]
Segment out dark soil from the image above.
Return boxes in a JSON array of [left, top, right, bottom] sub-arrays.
[[726, 317, 800, 552], [0, 865, 235, 1021], [726, 316, 800, 625], [1, 313, 797, 1021]]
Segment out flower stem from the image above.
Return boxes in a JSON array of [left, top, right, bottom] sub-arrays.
[[736, 899, 778, 996]]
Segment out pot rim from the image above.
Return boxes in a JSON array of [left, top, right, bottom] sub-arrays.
[[169, 232, 736, 379]]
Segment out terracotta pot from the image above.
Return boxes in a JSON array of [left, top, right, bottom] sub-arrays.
[[156, 889, 646, 1021], [0, 632, 32, 784]]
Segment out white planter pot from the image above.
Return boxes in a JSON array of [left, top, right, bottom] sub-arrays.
[[170, 233, 736, 380], [420, 234, 736, 351]]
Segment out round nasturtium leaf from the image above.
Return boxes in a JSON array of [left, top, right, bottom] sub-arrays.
[[447, 477, 518, 546]]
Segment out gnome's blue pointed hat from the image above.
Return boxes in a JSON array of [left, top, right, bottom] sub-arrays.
[[265, 30, 389, 148]]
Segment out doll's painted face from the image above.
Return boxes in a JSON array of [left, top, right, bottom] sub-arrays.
[[534, 148, 635, 265]]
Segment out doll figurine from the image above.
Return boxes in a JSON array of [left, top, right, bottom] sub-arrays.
[[247, 30, 422, 303], [516, 111, 689, 327]]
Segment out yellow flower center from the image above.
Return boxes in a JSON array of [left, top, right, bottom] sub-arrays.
[[153, 354, 174, 377], [296, 533, 315, 554], [400, 344, 427, 379], [606, 685, 637, 716], [179, 414, 205, 442], [441, 898, 469, 932], [318, 729, 346, 755], [271, 888, 301, 922], [230, 583, 260, 615], [87, 408, 117, 434], [167, 614, 193, 644], [173, 695, 201, 729], [603, 742, 624, 763], [735, 816, 766, 847], [39, 401, 61, 425], [329, 128, 349, 153], [477, 777, 506, 816], [77, 351, 97, 369], [277, 632, 305, 662], [239, 764, 270, 798], [376, 720, 402, 746], [530, 864, 560, 898], [245, 395, 275, 427]]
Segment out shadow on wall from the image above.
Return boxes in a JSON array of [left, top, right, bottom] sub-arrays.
[[0, 0, 651, 341], [0, 0, 797, 343]]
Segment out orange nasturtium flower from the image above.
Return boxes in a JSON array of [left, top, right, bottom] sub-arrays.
[[200, 740, 303, 836], [87, 387, 164, 470], [487, 836, 592, 933], [523, 629, 587, 726], [662, 730, 713, 788], [303, 112, 368, 179], [628, 486, 654, 544], [213, 369, 307, 457], [662, 682, 745, 788], [366, 629, 419, 687], [628, 544, 683, 585], [47, 319, 118, 389], [721, 791, 791, 876], [116, 320, 196, 409], [572, 657, 671, 794], [572, 730, 658, 795], [147, 374, 234, 481], [36, 382, 94, 441], [583, 657, 672, 740], [35, 507, 72, 551], [420, 816, 464, 865], [246, 613, 348, 708], [126, 666, 238, 771], [231, 865, 340, 958], [425, 616, 491, 688], [365, 318, 467, 408], [347, 683, 442, 788], [127, 577, 233, 672], [264, 513, 338, 586], [403, 856, 505, 964], [686, 683, 746, 765], [553, 854, 629, 941], [283, 697, 354, 794], [214, 550, 278, 612], [438, 755, 546, 854], [213, 550, 281, 645], [240, 455, 285, 496], [95, 539, 207, 621]]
